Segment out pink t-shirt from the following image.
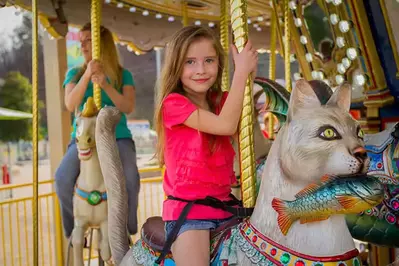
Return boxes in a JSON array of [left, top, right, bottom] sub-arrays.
[[161, 92, 236, 221]]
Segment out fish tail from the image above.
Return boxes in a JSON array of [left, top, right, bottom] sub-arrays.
[[272, 198, 294, 236]]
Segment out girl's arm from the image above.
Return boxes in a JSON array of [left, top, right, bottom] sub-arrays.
[[102, 83, 135, 114], [183, 41, 258, 136], [64, 71, 91, 112]]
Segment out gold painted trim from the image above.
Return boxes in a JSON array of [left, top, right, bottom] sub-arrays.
[[349, 0, 386, 91], [379, 0, 399, 79]]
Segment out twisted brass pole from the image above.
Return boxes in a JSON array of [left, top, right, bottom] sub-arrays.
[[230, 0, 256, 207], [220, 0, 229, 91], [268, 12, 277, 139], [182, 1, 188, 26], [284, 0, 291, 92], [91, 0, 102, 109], [32, 0, 39, 264]]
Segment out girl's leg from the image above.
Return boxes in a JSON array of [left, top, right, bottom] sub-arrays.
[[116, 138, 141, 235], [54, 141, 80, 238], [172, 230, 210, 266]]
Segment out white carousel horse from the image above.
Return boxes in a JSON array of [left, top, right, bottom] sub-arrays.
[[71, 97, 111, 266]]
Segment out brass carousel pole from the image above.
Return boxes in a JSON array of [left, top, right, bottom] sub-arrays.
[[230, 0, 256, 207], [220, 0, 229, 91], [32, 0, 39, 264], [182, 1, 188, 26], [283, 0, 291, 92], [268, 13, 277, 139], [91, 0, 102, 110]]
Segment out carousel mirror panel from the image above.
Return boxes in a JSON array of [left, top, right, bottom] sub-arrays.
[[275, 0, 386, 102]]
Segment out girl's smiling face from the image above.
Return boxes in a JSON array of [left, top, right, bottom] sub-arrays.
[[180, 37, 219, 96]]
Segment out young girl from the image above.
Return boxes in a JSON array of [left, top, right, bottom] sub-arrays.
[[154, 26, 258, 265], [55, 23, 140, 239]]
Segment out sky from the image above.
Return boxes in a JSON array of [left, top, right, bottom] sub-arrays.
[[0, 6, 23, 49]]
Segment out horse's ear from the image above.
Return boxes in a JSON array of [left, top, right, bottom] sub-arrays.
[[326, 82, 352, 112], [287, 79, 320, 121]]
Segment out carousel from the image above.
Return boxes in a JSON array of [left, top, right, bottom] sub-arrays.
[[0, 0, 399, 265]]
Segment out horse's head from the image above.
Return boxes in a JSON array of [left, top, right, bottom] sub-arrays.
[[76, 97, 98, 161], [278, 79, 369, 184]]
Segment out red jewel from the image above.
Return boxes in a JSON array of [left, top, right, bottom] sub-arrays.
[[295, 260, 305, 266], [271, 248, 277, 256], [387, 214, 396, 223], [339, 263, 346, 266], [252, 235, 258, 242], [392, 200, 399, 210], [377, 163, 383, 168]]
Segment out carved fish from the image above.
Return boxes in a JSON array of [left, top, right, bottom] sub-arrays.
[[272, 174, 384, 235]]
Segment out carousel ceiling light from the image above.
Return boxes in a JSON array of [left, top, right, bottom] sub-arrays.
[[290, 54, 296, 62], [294, 18, 302, 27], [168, 16, 175, 22], [336, 37, 345, 48], [305, 53, 313, 62], [335, 74, 345, 85], [265, 21, 271, 26], [142, 10, 149, 16], [346, 47, 359, 60], [332, 0, 342, 6], [294, 73, 302, 80], [330, 14, 339, 25], [318, 71, 325, 80], [354, 74, 367, 86], [300, 36, 308, 44], [127, 46, 133, 52], [155, 13, 162, 19], [117, 2, 123, 8], [337, 63, 346, 74], [195, 20, 201, 25], [288, 1, 297, 10], [254, 23, 259, 28], [104, 0, 111, 3], [257, 16, 264, 22], [342, 57, 351, 69], [208, 22, 215, 27], [256, 27, 262, 32], [338, 20, 351, 33], [129, 7, 136, 12], [247, 18, 252, 24]]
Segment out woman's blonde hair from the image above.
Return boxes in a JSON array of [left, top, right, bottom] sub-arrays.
[[74, 23, 123, 89], [154, 25, 225, 165]]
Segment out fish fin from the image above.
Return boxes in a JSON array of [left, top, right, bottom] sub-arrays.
[[271, 198, 295, 236], [336, 195, 361, 209], [299, 215, 330, 224], [295, 175, 342, 198], [295, 184, 320, 198]]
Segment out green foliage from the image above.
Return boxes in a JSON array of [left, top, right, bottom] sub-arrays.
[[0, 71, 45, 142]]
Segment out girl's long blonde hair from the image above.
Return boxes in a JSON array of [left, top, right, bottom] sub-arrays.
[[74, 23, 123, 89], [154, 26, 225, 165]]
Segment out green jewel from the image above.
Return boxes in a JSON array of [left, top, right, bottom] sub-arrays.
[[314, 263, 323, 266], [88, 190, 102, 205], [353, 258, 360, 266], [280, 253, 291, 264]]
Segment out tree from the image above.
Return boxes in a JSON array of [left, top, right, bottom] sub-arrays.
[[0, 71, 44, 142]]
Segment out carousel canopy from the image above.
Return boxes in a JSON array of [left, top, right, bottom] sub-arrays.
[[5, 0, 281, 53]]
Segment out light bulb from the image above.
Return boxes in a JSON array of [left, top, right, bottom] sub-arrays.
[[339, 20, 351, 33], [129, 7, 136, 12], [342, 57, 351, 69], [336, 74, 345, 84], [300, 36, 308, 44], [294, 18, 302, 27], [306, 53, 313, 62], [336, 37, 345, 48], [337, 63, 346, 74], [347, 48, 359, 60], [330, 14, 339, 25]]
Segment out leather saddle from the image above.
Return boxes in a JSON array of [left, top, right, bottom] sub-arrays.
[[141, 216, 241, 253]]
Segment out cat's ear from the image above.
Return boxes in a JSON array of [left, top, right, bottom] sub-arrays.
[[287, 79, 321, 121], [326, 82, 352, 112]]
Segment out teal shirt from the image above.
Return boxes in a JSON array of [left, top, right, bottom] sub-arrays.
[[63, 67, 134, 139]]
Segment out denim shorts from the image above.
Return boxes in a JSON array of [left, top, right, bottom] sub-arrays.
[[165, 218, 232, 239]]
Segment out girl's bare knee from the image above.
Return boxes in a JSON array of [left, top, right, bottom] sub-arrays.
[[171, 230, 210, 266]]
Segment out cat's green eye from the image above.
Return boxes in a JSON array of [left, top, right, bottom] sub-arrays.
[[358, 128, 364, 139], [318, 126, 341, 140]]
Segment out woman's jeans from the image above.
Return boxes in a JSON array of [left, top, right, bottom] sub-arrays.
[[55, 138, 141, 237]]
